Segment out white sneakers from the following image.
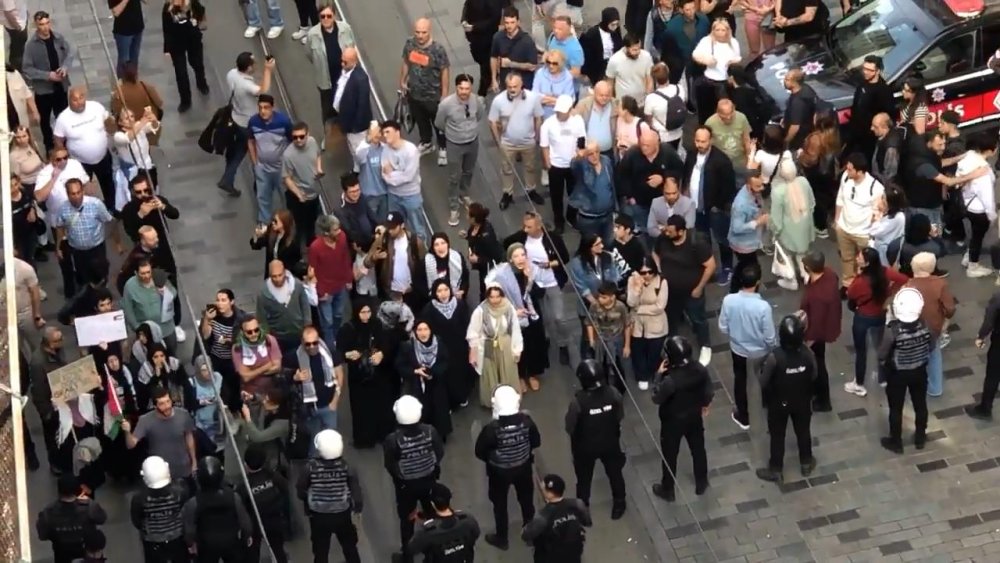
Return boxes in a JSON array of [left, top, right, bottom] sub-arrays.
[[175, 326, 187, 343], [437, 149, 447, 166], [448, 210, 460, 227], [843, 380, 867, 397], [541, 169, 549, 187], [777, 278, 799, 291], [698, 347, 712, 367], [417, 142, 434, 155], [266, 26, 284, 39], [961, 251, 969, 267], [731, 412, 750, 431], [243, 25, 260, 38], [638, 381, 650, 391], [245, 25, 285, 39], [968, 263, 993, 278], [291, 27, 309, 41]]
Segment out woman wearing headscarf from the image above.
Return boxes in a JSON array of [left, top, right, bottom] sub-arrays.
[[136, 343, 191, 412], [767, 158, 816, 290], [128, 321, 164, 377], [467, 283, 524, 408], [97, 351, 139, 482], [190, 355, 224, 454], [424, 232, 471, 302], [580, 7, 624, 85], [422, 280, 474, 409], [337, 299, 395, 448], [488, 243, 549, 392], [463, 202, 503, 302], [396, 320, 453, 441]]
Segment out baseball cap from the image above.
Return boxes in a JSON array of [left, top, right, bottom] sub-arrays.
[[554, 95, 574, 114], [386, 211, 405, 228], [543, 474, 566, 496]]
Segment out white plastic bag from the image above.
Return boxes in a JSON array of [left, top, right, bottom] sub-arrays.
[[771, 241, 796, 280]]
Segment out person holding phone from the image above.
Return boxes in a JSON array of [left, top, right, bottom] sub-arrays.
[[199, 288, 247, 407]]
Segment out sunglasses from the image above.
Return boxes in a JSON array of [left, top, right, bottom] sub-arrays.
[[245, 327, 260, 335], [134, 188, 150, 195], [545, 60, 559, 66], [640, 270, 654, 275], [53, 155, 68, 162], [304, 341, 321, 347], [292, 134, 306, 140], [319, 12, 334, 19]]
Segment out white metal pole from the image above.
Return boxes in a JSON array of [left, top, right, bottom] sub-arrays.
[[0, 29, 33, 562]]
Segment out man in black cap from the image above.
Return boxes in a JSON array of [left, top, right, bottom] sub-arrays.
[[564, 359, 627, 518], [240, 444, 290, 563], [522, 474, 591, 563], [409, 483, 481, 562], [756, 314, 818, 483], [651, 335, 714, 501], [36, 473, 107, 563], [182, 456, 254, 561], [848, 55, 896, 159]]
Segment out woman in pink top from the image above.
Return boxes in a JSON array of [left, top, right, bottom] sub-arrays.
[[615, 96, 652, 159], [741, 0, 776, 60]]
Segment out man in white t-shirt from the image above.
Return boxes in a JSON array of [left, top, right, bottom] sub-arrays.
[[33, 147, 90, 217], [219, 51, 275, 196], [834, 153, 885, 289], [53, 87, 115, 210], [644, 62, 687, 147], [540, 95, 586, 234], [605, 33, 653, 105]]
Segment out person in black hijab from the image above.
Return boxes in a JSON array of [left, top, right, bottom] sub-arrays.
[[96, 351, 140, 483], [580, 8, 624, 85], [421, 280, 474, 409], [396, 320, 454, 443], [336, 299, 395, 448]]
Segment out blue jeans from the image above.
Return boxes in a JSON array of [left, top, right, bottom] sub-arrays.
[[317, 288, 348, 349], [926, 341, 943, 396], [852, 313, 885, 386], [576, 213, 614, 247], [245, 0, 284, 27], [622, 203, 650, 237], [220, 125, 250, 188], [666, 292, 710, 348], [254, 166, 284, 224], [113, 32, 142, 77], [306, 406, 338, 457], [696, 209, 734, 270], [388, 193, 430, 244], [365, 195, 388, 225]]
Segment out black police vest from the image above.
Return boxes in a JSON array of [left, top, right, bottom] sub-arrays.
[[769, 348, 815, 410], [306, 458, 353, 514], [244, 471, 287, 525], [395, 426, 438, 481], [195, 490, 241, 549], [659, 365, 709, 420], [139, 485, 185, 543], [418, 513, 478, 563], [43, 501, 92, 549], [535, 501, 586, 558], [572, 388, 619, 455], [489, 416, 532, 470]]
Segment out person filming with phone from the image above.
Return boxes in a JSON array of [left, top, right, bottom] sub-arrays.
[[199, 288, 247, 407]]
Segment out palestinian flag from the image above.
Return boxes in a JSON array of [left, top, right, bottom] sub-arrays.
[[103, 371, 124, 440]]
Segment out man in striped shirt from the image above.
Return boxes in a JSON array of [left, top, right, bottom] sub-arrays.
[[52, 178, 113, 297]]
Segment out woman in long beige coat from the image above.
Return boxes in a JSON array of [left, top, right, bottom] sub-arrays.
[[466, 282, 523, 408]]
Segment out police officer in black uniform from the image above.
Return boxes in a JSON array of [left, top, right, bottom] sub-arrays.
[[408, 483, 481, 562], [384, 395, 446, 563], [522, 474, 592, 563], [182, 456, 254, 562], [756, 314, 818, 483], [240, 444, 291, 563], [130, 456, 190, 562], [564, 359, 627, 519], [651, 336, 714, 502], [297, 429, 363, 563], [35, 473, 107, 563], [475, 384, 541, 551]]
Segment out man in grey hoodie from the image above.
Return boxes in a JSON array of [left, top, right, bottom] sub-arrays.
[[435, 73, 484, 226], [256, 260, 316, 357], [380, 120, 429, 243]]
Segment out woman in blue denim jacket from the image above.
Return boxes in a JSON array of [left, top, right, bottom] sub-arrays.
[[727, 173, 766, 293], [569, 233, 622, 352]]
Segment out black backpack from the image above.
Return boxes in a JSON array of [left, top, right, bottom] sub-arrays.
[[650, 89, 689, 130], [198, 91, 238, 155]]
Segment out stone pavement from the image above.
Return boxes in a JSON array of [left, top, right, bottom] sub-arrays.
[[338, 0, 1000, 561]]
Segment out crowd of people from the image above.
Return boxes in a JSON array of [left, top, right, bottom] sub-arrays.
[[7, 0, 1000, 561]]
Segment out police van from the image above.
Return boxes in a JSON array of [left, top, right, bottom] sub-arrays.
[[748, 0, 1000, 130]]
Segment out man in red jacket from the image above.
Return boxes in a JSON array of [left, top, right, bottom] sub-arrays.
[[799, 251, 842, 412]]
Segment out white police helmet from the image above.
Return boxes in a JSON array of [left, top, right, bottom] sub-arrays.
[[492, 384, 521, 418], [141, 456, 171, 489], [314, 429, 344, 460], [892, 287, 924, 323], [393, 394, 423, 425]]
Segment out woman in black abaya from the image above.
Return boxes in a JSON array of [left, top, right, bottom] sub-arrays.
[[96, 352, 140, 482], [422, 279, 473, 409], [336, 299, 395, 448], [395, 320, 453, 442]]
